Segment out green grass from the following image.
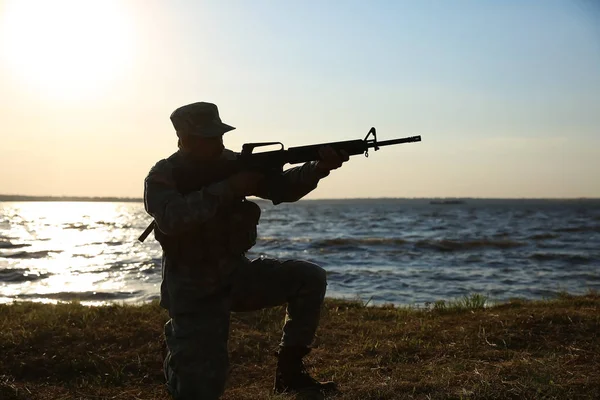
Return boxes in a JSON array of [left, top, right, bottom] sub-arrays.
[[430, 293, 490, 312], [1, 292, 599, 399]]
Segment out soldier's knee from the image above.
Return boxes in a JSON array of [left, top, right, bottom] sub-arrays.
[[166, 361, 228, 400], [313, 263, 328, 288], [296, 260, 327, 291], [165, 334, 229, 399]]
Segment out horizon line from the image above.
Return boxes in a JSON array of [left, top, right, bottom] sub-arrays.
[[1, 194, 599, 202]]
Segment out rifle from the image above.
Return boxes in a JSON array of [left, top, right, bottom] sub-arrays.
[[138, 128, 421, 242]]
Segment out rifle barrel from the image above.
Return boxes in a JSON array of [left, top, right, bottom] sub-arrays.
[[376, 135, 421, 147]]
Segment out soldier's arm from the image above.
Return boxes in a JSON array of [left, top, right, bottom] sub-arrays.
[[144, 159, 235, 235], [255, 161, 329, 205]]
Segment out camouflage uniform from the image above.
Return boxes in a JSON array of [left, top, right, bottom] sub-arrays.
[[144, 102, 330, 399]]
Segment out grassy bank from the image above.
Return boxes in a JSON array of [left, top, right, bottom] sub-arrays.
[[1, 293, 598, 400]]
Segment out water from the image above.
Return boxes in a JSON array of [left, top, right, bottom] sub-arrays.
[[1, 199, 599, 306]]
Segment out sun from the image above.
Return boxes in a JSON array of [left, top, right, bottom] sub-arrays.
[[1, 0, 135, 101]]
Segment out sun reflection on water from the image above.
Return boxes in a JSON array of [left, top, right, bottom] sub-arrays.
[[0, 202, 160, 305]]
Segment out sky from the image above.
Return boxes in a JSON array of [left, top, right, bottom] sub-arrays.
[[1, 0, 599, 199]]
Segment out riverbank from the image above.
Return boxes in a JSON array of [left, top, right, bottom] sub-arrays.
[[1, 292, 598, 399]]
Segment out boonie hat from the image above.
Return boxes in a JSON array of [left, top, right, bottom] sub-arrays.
[[170, 102, 235, 138]]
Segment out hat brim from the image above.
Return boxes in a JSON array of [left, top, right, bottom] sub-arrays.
[[186, 122, 236, 137], [219, 123, 236, 135]]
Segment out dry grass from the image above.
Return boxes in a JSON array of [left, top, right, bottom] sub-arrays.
[[1, 292, 599, 399]]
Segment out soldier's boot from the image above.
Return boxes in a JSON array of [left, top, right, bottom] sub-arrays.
[[273, 346, 337, 396]]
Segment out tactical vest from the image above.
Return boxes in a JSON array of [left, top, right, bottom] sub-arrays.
[[154, 158, 261, 261]]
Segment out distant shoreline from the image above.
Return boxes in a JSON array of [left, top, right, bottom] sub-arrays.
[[1, 194, 599, 203], [0, 195, 143, 202]]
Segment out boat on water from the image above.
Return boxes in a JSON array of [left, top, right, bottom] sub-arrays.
[[429, 199, 466, 205]]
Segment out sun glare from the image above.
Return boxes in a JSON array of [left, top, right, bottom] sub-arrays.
[[1, 0, 135, 101]]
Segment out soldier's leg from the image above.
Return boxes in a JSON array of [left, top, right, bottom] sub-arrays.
[[230, 257, 327, 347], [163, 293, 231, 400]]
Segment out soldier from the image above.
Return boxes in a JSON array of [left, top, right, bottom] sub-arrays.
[[144, 102, 349, 399]]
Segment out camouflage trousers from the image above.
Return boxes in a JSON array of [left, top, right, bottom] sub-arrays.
[[163, 257, 328, 400]]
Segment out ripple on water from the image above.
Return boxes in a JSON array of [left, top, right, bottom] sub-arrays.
[[529, 252, 595, 264], [0, 241, 32, 249], [16, 290, 144, 301], [0, 268, 51, 283], [1, 250, 62, 259]]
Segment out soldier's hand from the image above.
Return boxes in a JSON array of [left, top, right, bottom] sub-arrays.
[[316, 146, 349, 173], [228, 171, 265, 196]]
